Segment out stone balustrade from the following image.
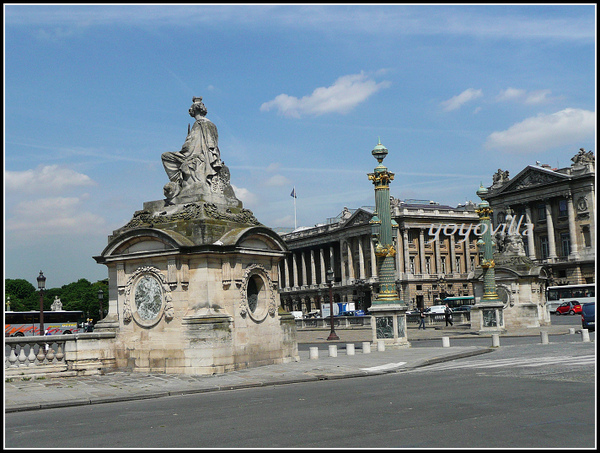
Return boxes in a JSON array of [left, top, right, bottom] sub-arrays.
[[4, 332, 116, 378]]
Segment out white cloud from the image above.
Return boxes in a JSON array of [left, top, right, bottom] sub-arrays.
[[264, 174, 291, 187], [231, 184, 258, 206], [484, 108, 595, 153], [440, 88, 483, 112], [5, 165, 96, 194], [495, 88, 553, 105], [6, 197, 107, 237], [260, 72, 391, 118]]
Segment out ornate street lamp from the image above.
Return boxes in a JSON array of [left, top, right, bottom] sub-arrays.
[[98, 288, 104, 319], [37, 271, 46, 336], [326, 268, 339, 341]]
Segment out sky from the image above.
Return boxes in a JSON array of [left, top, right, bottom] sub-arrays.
[[4, 4, 596, 289]]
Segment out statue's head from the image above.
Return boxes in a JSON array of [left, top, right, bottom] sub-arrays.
[[189, 96, 207, 118]]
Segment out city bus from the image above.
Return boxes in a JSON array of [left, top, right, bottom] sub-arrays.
[[5, 310, 85, 337], [546, 284, 595, 314], [442, 296, 475, 309]]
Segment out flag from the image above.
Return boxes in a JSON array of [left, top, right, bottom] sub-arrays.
[[290, 188, 296, 198]]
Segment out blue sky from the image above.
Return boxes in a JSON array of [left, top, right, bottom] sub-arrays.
[[4, 4, 596, 288]]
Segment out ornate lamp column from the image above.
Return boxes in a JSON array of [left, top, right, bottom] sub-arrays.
[[367, 140, 409, 347], [471, 184, 505, 332]]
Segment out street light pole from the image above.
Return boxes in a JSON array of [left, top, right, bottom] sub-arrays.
[[326, 268, 339, 341], [36, 271, 46, 336], [98, 288, 104, 320]]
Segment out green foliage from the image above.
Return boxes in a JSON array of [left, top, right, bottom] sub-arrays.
[[5, 277, 109, 322]]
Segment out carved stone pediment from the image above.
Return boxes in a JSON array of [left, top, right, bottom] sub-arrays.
[[494, 166, 569, 194], [344, 208, 374, 227]]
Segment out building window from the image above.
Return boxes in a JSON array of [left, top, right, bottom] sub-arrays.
[[441, 258, 447, 274], [538, 204, 546, 221], [540, 236, 549, 259], [425, 256, 431, 274], [558, 199, 568, 217], [470, 257, 475, 271], [409, 256, 415, 273], [560, 232, 570, 256], [455, 257, 461, 273]]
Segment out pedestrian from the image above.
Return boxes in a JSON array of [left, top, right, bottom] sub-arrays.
[[418, 307, 426, 330], [445, 303, 453, 327]]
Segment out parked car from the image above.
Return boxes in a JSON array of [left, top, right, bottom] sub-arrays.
[[581, 302, 595, 331], [339, 311, 356, 317], [555, 301, 582, 315], [453, 305, 472, 312], [424, 305, 447, 315]]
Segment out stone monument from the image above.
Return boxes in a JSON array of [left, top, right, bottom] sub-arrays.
[[94, 97, 298, 374], [473, 208, 551, 328]]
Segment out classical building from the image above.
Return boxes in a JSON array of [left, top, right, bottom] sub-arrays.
[[277, 199, 481, 314], [483, 148, 595, 286]]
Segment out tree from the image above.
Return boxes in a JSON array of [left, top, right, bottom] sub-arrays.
[[5, 279, 38, 311]]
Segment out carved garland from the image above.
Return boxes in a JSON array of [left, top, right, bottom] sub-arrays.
[[239, 264, 277, 322], [123, 266, 174, 325]]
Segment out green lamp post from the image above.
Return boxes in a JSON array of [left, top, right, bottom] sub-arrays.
[[471, 184, 505, 332], [367, 139, 408, 347]]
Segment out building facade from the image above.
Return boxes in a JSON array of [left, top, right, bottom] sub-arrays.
[[277, 199, 481, 314], [483, 149, 595, 286]]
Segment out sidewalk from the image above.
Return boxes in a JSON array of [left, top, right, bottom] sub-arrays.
[[4, 323, 580, 413]]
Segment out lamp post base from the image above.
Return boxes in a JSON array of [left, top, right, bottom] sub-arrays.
[[327, 330, 340, 341]]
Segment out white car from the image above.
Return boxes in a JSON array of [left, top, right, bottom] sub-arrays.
[[424, 305, 447, 314]]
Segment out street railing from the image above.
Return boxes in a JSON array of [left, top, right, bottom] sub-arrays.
[[5, 332, 116, 378]]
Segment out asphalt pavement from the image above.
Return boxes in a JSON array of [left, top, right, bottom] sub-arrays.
[[4, 323, 590, 413]]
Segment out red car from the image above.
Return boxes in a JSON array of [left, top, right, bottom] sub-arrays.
[[555, 301, 582, 315]]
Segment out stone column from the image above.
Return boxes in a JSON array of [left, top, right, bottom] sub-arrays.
[[524, 205, 536, 259], [320, 248, 326, 284], [329, 246, 335, 275], [284, 258, 290, 289], [396, 228, 404, 274], [310, 249, 317, 286], [566, 194, 580, 258], [434, 235, 441, 275], [358, 236, 366, 279], [545, 200, 558, 260], [403, 228, 410, 275], [370, 239, 378, 278], [419, 228, 426, 274], [449, 232, 456, 274], [301, 251, 308, 286], [292, 252, 298, 288], [464, 235, 470, 274], [347, 239, 355, 281]]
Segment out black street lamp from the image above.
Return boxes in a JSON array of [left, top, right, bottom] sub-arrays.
[[36, 271, 46, 336], [326, 268, 339, 341], [98, 288, 104, 319]]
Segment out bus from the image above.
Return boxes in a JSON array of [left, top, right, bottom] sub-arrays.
[[546, 284, 595, 314], [442, 296, 475, 309], [5, 310, 85, 337]]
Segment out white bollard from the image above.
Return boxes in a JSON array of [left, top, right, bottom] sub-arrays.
[[309, 346, 319, 360], [569, 327, 575, 335], [492, 334, 500, 348], [540, 331, 549, 344], [442, 336, 450, 348], [377, 340, 386, 352], [328, 344, 338, 357], [581, 329, 590, 343], [362, 342, 371, 354], [346, 343, 355, 356]]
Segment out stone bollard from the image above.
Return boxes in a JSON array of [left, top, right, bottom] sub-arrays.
[[442, 336, 450, 348], [492, 334, 500, 348], [377, 340, 386, 352], [309, 346, 319, 360], [569, 328, 575, 335], [362, 342, 371, 354], [346, 343, 355, 356], [581, 329, 590, 343], [540, 331, 549, 344], [328, 344, 337, 357]]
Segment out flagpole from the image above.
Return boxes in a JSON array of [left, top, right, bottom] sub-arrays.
[[293, 187, 297, 230]]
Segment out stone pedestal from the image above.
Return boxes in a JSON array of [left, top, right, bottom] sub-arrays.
[[470, 301, 506, 334], [370, 304, 410, 347]]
